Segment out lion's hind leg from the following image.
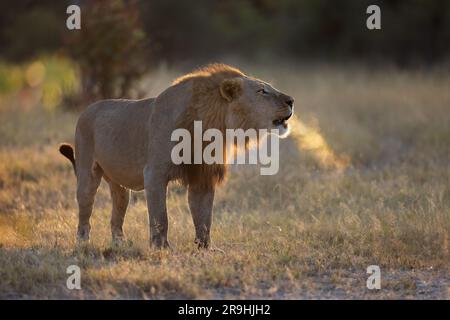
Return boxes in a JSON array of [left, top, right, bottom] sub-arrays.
[[76, 160, 103, 242], [108, 181, 130, 243]]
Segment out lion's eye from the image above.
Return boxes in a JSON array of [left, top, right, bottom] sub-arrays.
[[258, 88, 269, 95]]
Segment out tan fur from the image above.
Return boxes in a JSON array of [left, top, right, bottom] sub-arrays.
[[175, 65, 245, 189], [60, 64, 294, 248]]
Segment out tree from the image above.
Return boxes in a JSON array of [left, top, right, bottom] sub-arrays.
[[66, 0, 149, 103]]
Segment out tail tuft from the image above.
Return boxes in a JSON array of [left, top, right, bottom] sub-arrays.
[[59, 143, 76, 174]]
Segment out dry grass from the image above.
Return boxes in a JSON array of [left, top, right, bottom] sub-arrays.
[[0, 64, 449, 299]]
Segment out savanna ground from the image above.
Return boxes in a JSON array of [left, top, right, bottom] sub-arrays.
[[0, 62, 449, 299]]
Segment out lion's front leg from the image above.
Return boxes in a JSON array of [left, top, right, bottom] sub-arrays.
[[144, 167, 170, 249], [188, 184, 215, 249]]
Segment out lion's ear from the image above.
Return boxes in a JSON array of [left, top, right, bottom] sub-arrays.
[[220, 78, 243, 102]]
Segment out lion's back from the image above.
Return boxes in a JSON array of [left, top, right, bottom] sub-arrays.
[[78, 98, 153, 130]]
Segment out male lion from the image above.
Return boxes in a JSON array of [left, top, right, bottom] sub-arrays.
[[59, 64, 294, 248]]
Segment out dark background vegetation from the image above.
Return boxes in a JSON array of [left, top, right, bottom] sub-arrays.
[[1, 0, 449, 65], [1, 0, 449, 100]]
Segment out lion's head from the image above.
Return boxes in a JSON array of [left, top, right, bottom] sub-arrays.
[[174, 63, 294, 137], [220, 76, 294, 138], [173, 63, 294, 188]]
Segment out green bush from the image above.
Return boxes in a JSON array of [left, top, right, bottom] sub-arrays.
[[66, 0, 149, 102]]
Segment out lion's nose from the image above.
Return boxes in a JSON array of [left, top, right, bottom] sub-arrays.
[[286, 97, 294, 108]]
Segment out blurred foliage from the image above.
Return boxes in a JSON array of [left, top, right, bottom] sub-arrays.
[[1, 0, 450, 66], [66, 0, 149, 101], [0, 56, 80, 112], [139, 0, 450, 65], [0, 0, 449, 105], [0, 1, 66, 62]]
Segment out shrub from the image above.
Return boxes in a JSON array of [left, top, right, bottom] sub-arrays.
[[66, 0, 149, 103]]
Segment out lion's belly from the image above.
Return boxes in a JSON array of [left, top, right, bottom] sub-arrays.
[[96, 157, 145, 191], [93, 134, 147, 191]]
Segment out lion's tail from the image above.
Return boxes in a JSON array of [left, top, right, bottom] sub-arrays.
[[59, 143, 76, 175]]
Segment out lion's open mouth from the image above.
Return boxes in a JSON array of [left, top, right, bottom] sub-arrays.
[[273, 113, 293, 127]]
